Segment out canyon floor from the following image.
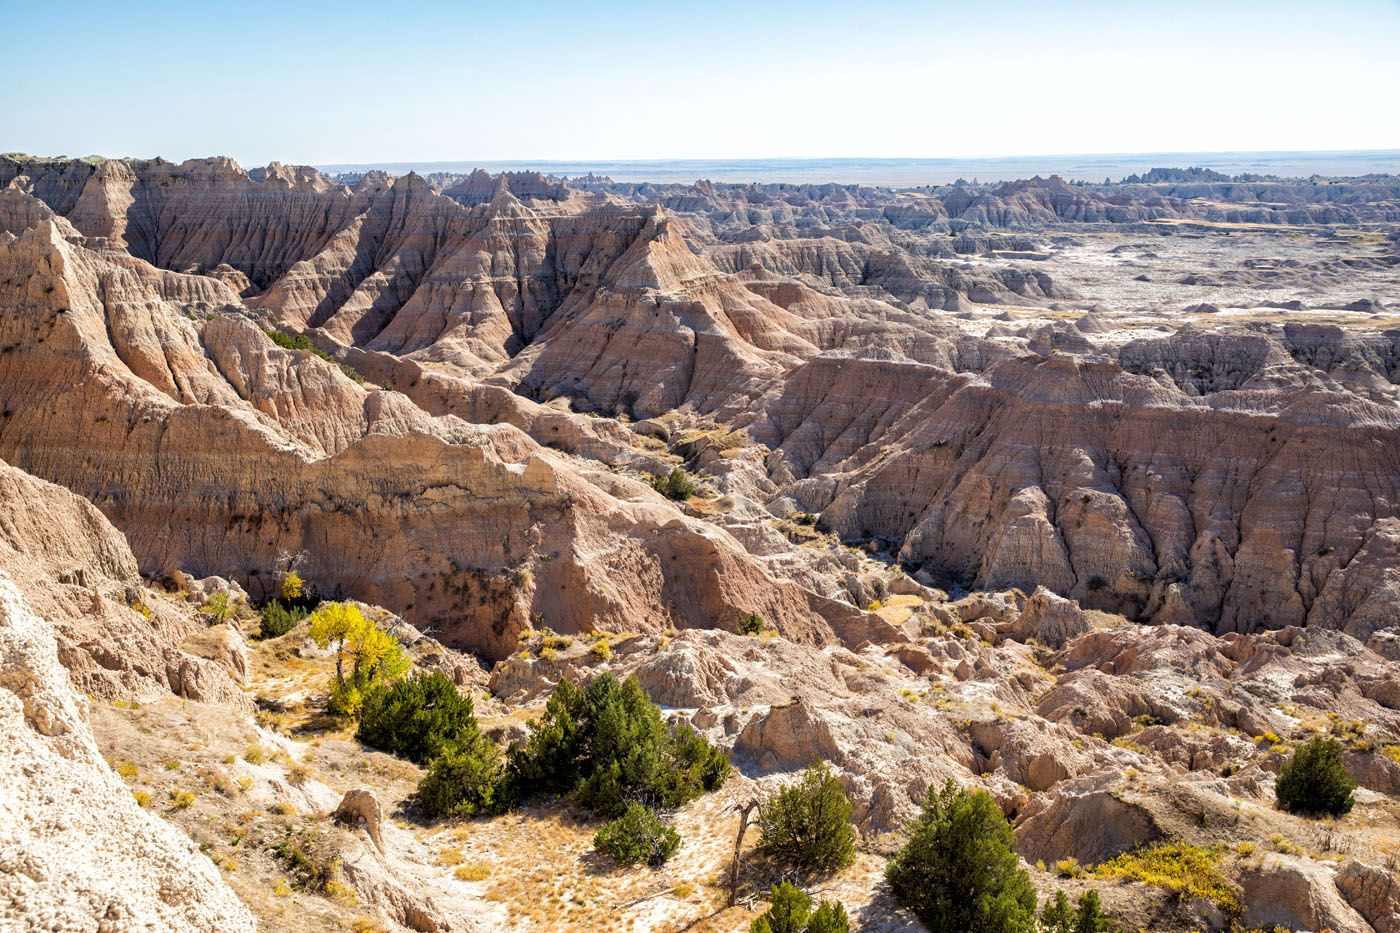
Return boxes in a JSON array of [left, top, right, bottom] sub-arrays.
[[2, 156, 1400, 932]]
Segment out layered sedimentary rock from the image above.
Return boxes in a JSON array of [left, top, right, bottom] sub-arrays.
[[3, 154, 1400, 645], [769, 352, 1400, 636], [1, 152, 1400, 932], [0, 459, 254, 930], [0, 201, 878, 661]]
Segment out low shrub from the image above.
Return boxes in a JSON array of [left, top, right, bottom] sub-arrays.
[[202, 592, 236, 625], [593, 802, 680, 867], [1094, 842, 1239, 913], [261, 328, 362, 382], [357, 671, 480, 765], [1275, 738, 1356, 817], [508, 673, 729, 817], [884, 781, 1037, 932], [272, 830, 343, 894], [416, 734, 508, 820], [454, 863, 490, 882], [750, 882, 849, 933], [805, 901, 850, 933], [757, 762, 856, 874], [650, 467, 696, 501], [736, 613, 766, 636], [1040, 889, 1111, 933], [263, 329, 319, 354], [259, 599, 307, 639]]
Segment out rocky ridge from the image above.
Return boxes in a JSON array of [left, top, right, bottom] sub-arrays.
[[1, 153, 1399, 931], [3, 157, 1400, 642]]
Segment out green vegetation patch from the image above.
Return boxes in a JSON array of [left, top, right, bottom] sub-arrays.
[[1276, 737, 1356, 817], [593, 802, 680, 867], [1094, 842, 1240, 913], [756, 762, 856, 874], [508, 672, 730, 817], [357, 671, 480, 765]]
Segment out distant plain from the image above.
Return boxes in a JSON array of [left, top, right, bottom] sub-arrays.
[[319, 150, 1400, 186]]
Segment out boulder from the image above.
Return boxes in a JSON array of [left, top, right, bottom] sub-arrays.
[[333, 788, 386, 853], [1238, 855, 1371, 933], [998, 586, 1093, 648], [1336, 860, 1400, 933]]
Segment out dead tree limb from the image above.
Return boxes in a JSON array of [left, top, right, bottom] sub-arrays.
[[729, 797, 762, 907]]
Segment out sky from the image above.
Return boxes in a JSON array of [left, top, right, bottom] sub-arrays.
[[5, 0, 1399, 166]]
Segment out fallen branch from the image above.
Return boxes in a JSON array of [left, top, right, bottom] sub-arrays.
[[612, 887, 675, 912]]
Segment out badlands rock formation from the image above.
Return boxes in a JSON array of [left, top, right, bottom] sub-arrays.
[[2, 155, 1399, 644], [1, 152, 1398, 931], [0, 459, 255, 931], [0, 198, 880, 662]]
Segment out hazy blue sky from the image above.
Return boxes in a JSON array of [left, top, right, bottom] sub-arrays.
[[5, 0, 1398, 165]]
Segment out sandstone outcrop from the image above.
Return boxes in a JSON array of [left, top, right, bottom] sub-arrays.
[[1337, 860, 1400, 933], [334, 787, 387, 853], [799, 353, 1400, 636], [0, 200, 883, 661], [995, 585, 1095, 648], [1237, 855, 1371, 932], [0, 457, 244, 704]]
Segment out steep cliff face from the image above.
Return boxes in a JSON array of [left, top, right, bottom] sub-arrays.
[[499, 211, 804, 417], [769, 353, 1400, 637], [0, 203, 879, 661]]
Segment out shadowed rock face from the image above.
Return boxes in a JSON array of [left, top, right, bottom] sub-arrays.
[[3, 155, 1400, 647]]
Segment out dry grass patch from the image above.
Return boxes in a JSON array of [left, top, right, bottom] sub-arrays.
[[454, 863, 490, 882]]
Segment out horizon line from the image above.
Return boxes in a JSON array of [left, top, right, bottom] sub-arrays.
[[314, 147, 1400, 169]]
